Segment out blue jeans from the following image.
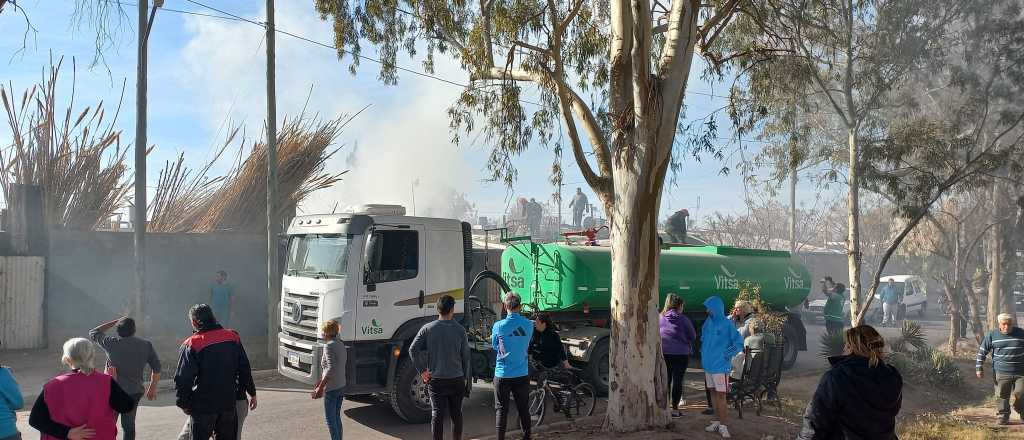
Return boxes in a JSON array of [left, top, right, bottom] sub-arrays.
[[324, 388, 345, 440]]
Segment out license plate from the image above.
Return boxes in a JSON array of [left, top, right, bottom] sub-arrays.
[[288, 352, 300, 367]]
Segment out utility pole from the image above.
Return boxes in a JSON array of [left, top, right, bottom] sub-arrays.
[[265, 0, 280, 360], [134, 0, 158, 325]]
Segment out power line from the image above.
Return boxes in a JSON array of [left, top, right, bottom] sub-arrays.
[[107, 0, 756, 142]]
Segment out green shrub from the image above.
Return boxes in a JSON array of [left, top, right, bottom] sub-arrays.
[[927, 350, 963, 388]]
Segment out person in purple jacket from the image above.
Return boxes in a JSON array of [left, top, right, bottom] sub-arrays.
[[660, 293, 697, 418]]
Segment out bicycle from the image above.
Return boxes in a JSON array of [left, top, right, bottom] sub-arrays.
[[527, 364, 596, 427]]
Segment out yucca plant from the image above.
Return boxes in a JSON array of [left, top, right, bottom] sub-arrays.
[[888, 320, 928, 354]]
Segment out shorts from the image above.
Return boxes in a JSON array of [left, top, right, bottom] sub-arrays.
[[705, 373, 730, 393]]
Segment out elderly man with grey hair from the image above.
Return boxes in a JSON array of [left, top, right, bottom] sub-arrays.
[[977, 313, 1024, 425]]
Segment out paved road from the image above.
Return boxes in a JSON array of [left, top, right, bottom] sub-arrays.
[[13, 305, 957, 440]]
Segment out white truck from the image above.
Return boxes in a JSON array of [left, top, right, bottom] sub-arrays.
[[277, 205, 498, 423], [276, 204, 809, 423]]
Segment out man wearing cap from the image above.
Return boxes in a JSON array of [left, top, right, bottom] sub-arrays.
[[977, 313, 1024, 425], [491, 293, 533, 440]]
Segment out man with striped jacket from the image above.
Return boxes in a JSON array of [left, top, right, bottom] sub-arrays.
[[977, 313, 1024, 425]]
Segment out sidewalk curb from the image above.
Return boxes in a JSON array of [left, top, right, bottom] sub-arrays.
[[22, 369, 282, 405]]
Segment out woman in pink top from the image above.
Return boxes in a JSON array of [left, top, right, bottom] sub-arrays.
[[29, 338, 135, 440]]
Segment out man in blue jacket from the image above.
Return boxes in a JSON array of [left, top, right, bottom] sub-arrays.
[[701, 296, 744, 439], [491, 293, 533, 440]]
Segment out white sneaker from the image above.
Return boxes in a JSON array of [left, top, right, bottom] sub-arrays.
[[705, 421, 721, 432], [718, 425, 731, 438]]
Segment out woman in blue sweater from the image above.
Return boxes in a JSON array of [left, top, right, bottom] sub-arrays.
[[0, 359, 24, 440]]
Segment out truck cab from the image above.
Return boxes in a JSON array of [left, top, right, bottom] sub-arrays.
[[277, 205, 475, 423]]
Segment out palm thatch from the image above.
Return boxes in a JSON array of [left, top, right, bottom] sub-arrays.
[[149, 113, 358, 233], [0, 57, 131, 230]]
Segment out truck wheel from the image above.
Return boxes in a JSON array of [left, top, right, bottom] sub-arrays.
[[389, 361, 432, 424], [586, 339, 610, 397], [781, 328, 799, 370]]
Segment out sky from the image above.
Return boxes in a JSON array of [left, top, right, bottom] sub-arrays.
[[0, 1, 813, 223]]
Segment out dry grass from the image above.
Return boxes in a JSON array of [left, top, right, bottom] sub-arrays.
[[898, 415, 999, 440], [0, 57, 131, 230], [148, 109, 365, 233]]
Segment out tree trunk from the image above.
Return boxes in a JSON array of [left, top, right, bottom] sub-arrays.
[[988, 179, 1015, 328], [964, 282, 985, 343], [941, 278, 960, 354], [847, 128, 863, 325], [789, 154, 797, 254], [605, 142, 670, 431]]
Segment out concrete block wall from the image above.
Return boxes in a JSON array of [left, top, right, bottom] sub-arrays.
[[45, 230, 271, 362]]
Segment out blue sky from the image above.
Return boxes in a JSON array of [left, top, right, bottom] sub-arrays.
[[0, 1, 804, 223]]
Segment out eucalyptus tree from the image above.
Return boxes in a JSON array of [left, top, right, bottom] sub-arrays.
[[719, 0, 1008, 325], [312, 0, 764, 430]]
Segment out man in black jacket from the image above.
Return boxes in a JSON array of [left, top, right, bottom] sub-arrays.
[[174, 304, 256, 440]]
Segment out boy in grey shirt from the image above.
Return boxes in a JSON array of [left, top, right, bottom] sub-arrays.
[[409, 295, 472, 440], [90, 316, 161, 440]]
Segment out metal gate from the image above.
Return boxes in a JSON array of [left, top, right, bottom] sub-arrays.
[[0, 256, 45, 349]]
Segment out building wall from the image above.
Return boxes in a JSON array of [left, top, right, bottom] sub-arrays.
[[46, 230, 270, 361]]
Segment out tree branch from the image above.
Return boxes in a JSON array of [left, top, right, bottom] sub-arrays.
[[655, 0, 700, 152], [697, 0, 741, 50], [470, 67, 540, 82], [556, 0, 586, 38], [609, 0, 635, 150]]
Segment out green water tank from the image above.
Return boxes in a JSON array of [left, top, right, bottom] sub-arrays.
[[499, 243, 812, 313]]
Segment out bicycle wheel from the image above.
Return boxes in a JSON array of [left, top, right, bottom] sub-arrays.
[[528, 388, 547, 427], [569, 383, 597, 418]]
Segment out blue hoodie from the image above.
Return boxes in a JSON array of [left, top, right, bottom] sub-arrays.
[[700, 296, 744, 374], [491, 312, 533, 378], [0, 367, 24, 438]]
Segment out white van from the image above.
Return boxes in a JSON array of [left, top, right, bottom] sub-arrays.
[[870, 275, 928, 320]]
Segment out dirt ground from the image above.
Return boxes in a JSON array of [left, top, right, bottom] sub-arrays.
[[527, 359, 1024, 440]]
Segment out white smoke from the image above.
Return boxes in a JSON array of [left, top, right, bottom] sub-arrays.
[[175, 3, 475, 218]]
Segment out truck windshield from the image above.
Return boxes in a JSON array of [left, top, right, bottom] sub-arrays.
[[286, 234, 350, 278]]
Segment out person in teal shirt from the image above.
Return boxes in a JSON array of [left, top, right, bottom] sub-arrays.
[[0, 362, 24, 440], [821, 277, 846, 336], [210, 270, 235, 327]]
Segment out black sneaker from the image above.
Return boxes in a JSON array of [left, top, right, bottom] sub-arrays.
[[702, 408, 715, 415]]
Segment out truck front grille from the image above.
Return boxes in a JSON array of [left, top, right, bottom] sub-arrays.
[[282, 290, 321, 342]]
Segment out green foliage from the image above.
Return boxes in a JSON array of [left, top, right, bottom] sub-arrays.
[[312, 0, 612, 188], [887, 320, 963, 388], [889, 320, 929, 354], [736, 282, 786, 336]]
